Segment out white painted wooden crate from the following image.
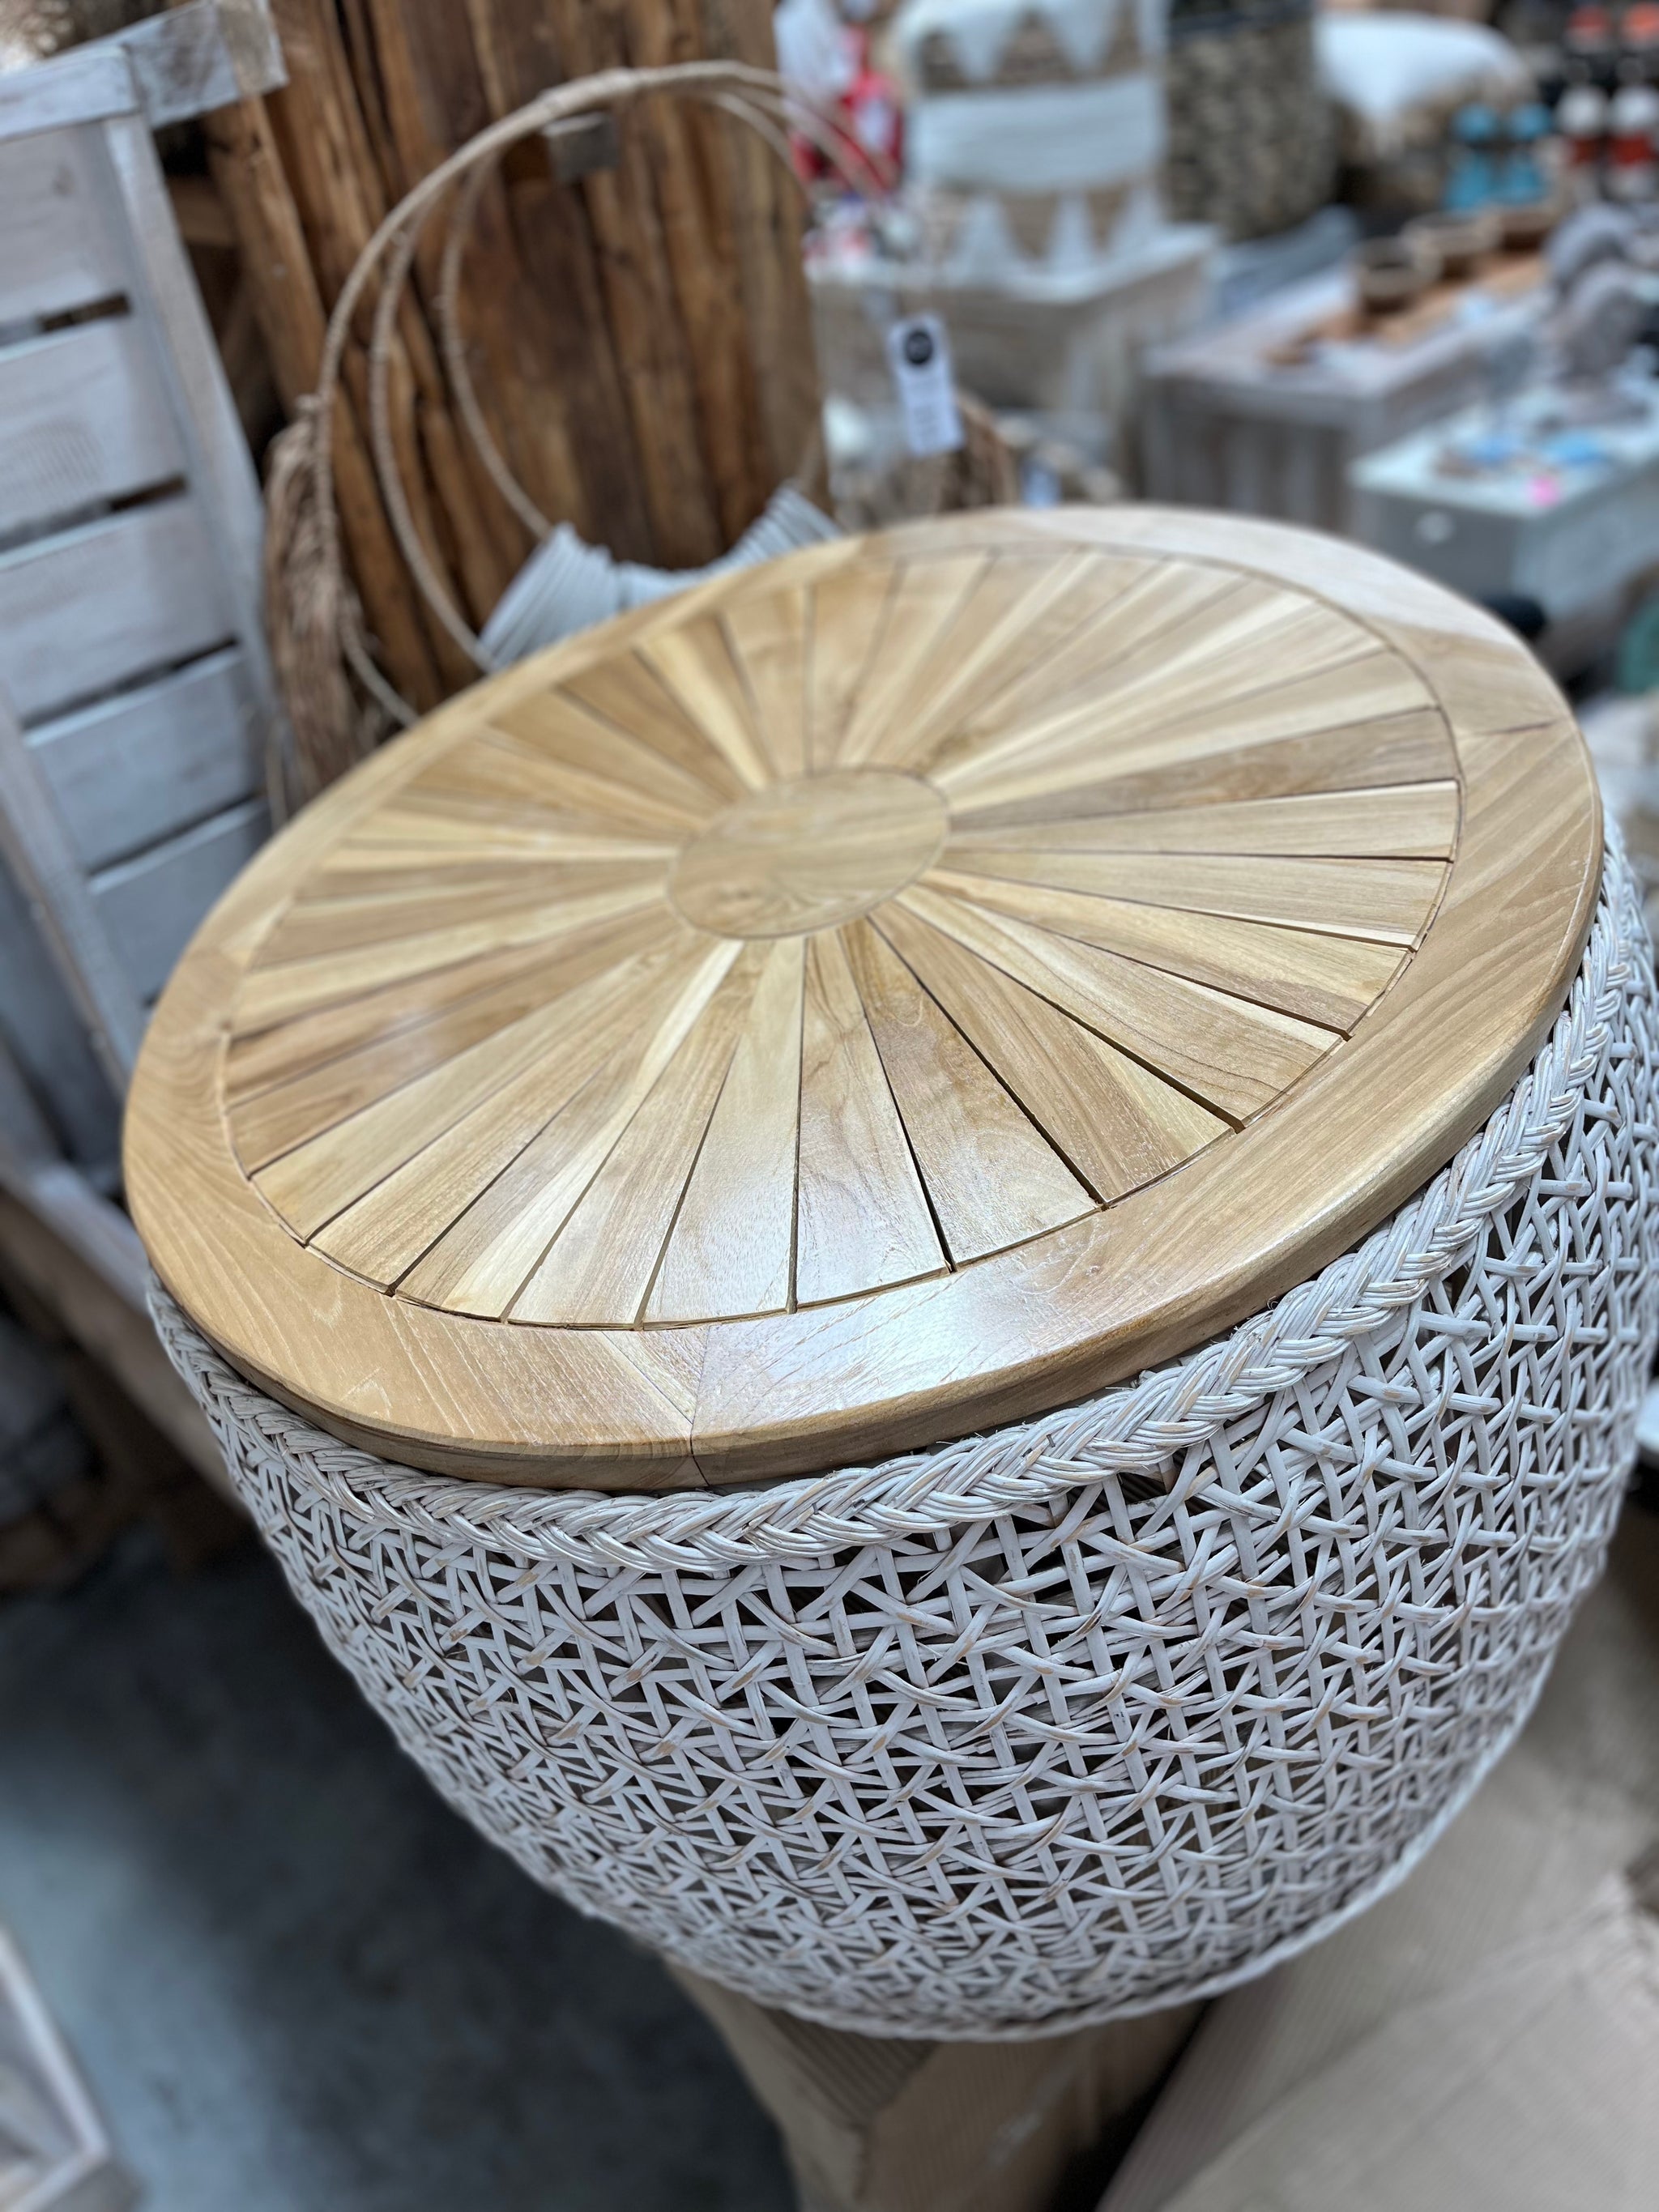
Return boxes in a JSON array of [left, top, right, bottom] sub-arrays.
[[0, 24, 282, 1164]]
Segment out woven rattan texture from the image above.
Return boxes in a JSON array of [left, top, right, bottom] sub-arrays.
[[152, 845, 1659, 2038]]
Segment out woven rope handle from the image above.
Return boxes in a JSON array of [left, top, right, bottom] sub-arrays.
[[301, 62, 885, 733]]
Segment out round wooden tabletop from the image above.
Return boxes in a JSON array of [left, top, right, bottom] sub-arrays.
[[126, 509, 1601, 1489]]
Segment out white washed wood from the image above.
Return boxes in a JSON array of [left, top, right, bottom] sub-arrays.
[[30, 649, 260, 871], [92, 798, 267, 1001], [0, 318, 184, 539], [0, 500, 232, 724], [0, 131, 124, 325]]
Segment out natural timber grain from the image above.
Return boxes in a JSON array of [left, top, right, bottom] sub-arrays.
[[126, 513, 1602, 1487]]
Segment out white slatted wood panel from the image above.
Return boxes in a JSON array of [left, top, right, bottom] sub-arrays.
[[0, 498, 232, 725], [0, 316, 183, 538], [0, 129, 126, 325], [28, 649, 260, 871], [92, 798, 268, 1002]]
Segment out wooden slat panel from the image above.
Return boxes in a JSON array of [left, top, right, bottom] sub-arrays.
[[950, 782, 1461, 862], [231, 872, 667, 1035], [646, 936, 805, 1321], [0, 314, 183, 539], [929, 870, 1407, 1034], [900, 883, 1336, 1123], [795, 932, 945, 1306], [842, 918, 1091, 1262], [642, 617, 772, 791], [836, 553, 989, 769], [0, 498, 232, 725], [260, 937, 705, 1245], [723, 587, 809, 781], [390, 941, 740, 1315], [228, 907, 666, 1172], [511, 950, 767, 1324], [557, 653, 744, 802], [874, 901, 1226, 1202], [0, 130, 126, 326], [806, 557, 898, 769], [893, 550, 1124, 774], [942, 850, 1446, 947], [420, 725, 714, 839], [90, 796, 266, 1003], [939, 650, 1435, 820], [28, 648, 258, 871], [937, 580, 1367, 799], [485, 691, 727, 827], [957, 709, 1458, 827]]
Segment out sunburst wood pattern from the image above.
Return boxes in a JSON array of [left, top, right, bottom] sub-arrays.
[[126, 513, 1601, 1487]]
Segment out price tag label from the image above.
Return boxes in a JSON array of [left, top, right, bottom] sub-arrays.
[[885, 314, 963, 458]]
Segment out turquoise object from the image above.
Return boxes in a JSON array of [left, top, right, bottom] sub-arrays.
[[1502, 103, 1551, 205], [1446, 102, 1499, 209]]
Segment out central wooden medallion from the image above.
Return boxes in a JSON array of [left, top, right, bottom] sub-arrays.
[[670, 769, 949, 938]]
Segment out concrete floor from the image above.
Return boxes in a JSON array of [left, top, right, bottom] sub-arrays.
[[0, 1525, 793, 2211]]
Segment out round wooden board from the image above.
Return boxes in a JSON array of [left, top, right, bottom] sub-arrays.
[[126, 510, 1601, 1489]]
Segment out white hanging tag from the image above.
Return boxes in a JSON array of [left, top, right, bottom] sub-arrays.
[[886, 315, 964, 457]]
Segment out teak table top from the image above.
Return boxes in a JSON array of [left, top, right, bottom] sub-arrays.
[[126, 509, 1602, 1490]]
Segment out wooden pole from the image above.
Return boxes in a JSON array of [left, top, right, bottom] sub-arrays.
[[199, 0, 821, 712]]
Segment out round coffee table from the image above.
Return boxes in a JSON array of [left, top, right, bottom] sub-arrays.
[[130, 509, 1656, 2036]]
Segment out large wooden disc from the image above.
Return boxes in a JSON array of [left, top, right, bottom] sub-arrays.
[[126, 511, 1601, 1488]]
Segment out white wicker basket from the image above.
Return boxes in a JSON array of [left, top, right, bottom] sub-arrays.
[[151, 842, 1659, 2039]]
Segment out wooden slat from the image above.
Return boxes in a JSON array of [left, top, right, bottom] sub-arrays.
[[939, 650, 1435, 820], [928, 560, 1242, 778], [937, 579, 1369, 802], [723, 587, 809, 781], [485, 689, 727, 827], [92, 798, 267, 1002], [230, 872, 667, 1036], [28, 649, 259, 872], [0, 130, 126, 324], [843, 918, 1091, 1262], [259, 862, 660, 965], [0, 314, 183, 539], [957, 708, 1457, 827], [642, 617, 772, 791], [941, 850, 1445, 947], [557, 652, 744, 802], [263, 933, 709, 1248], [391, 940, 740, 1315], [874, 901, 1226, 1203], [228, 906, 665, 1170], [795, 932, 945, 1306], [889, 549, 1126, 774], [928, 872, 1406, 1034], [511, 949, 767, 1324], [420, 725, 714, 839], [835, 553, 989, 769], [806, 558, 898, 769], [899, 883, 1336, 1123], [646, 936, 805, 1321], [951, 782, 1461, 861], [0, 498, 232, 725]]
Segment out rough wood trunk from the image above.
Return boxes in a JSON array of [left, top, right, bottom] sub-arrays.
[[196, 0, 819, 712]]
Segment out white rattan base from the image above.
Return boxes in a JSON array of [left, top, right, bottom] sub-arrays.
[[152, 844, 1659, 2039]]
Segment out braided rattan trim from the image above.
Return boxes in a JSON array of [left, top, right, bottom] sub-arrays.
[[150, 841, 1659, 2035]]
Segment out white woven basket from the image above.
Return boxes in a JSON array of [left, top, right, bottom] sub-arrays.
[[152, 842, 1659, 2039]]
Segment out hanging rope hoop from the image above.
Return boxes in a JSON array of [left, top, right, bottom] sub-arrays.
[[267, 63, 895, 803]]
